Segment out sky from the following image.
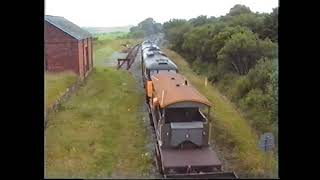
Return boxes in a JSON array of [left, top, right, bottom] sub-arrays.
[[45, 0, 279, 27]]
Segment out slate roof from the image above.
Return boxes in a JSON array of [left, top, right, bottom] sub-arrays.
[[45, 15, 92, 40]]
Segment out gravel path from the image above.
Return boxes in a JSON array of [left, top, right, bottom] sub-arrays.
[[127, 47, 160, 178], [103, 52, 128, 68]]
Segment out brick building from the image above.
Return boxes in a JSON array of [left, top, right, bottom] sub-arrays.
[[45, 15, 93, 79]]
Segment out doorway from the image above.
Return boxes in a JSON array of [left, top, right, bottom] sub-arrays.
[[85, 46, 89, 71]]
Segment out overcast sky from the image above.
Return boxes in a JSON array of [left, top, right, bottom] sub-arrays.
[[45, 0, 278, 27]]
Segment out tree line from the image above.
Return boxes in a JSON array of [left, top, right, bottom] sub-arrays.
[[128, 18, 162, 38], [162, 5, 278, 135]]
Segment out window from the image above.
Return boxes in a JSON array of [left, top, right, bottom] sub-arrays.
[[150, 69, 176, 76], [164, 108, 205, 123]]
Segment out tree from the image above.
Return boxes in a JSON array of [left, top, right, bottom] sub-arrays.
[[163, 19, 191, 52], [211, 26, 250, 58], [138, 18, 157, 36], [217, 30, 258, 75], [260, 7, 278, 41], [227, 4, 252, 16], [128, 18, 162, 38], [162, 5, 279, 135], [238, 58, 278, 132], [163, 19, 188, 37], [227, 13, 265, 34], [217, 29, 277, 75], [182, 25, 212, 61], [189, 15, 209, 27]]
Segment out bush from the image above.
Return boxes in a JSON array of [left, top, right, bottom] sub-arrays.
[[191, 58, 210, 75], [230, 76, 252, 101], [217, 73, 238, 98], [239, 88, 274, 132]]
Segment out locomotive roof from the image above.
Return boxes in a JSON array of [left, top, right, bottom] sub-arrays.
[[151, 72, 211, 108], [143, 50, 167, 57], [142, 44, 152, 50], [144, 55, 177, 70], [143, 40, 152, 44], [142, 45, 160, 51]]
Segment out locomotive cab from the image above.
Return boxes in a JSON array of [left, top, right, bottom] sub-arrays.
[[160, 103, 211, 149]]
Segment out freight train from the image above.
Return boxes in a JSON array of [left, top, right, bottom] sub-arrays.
[[141, 40, 238, 178]]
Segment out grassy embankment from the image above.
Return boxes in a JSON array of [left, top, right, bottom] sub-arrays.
[[45, 71, 78, 112], [164, 49, 277, 178], [45, 35, 150, 178]]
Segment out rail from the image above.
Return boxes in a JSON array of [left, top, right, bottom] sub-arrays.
[[117, 43, 141, 70]]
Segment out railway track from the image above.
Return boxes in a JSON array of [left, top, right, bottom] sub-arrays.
[[125, 44, 161, 178], [119, 42, 237, 179], [117, 43, 141, 70]]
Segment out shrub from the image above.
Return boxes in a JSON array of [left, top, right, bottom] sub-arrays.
[[239, 88, 274, 132]]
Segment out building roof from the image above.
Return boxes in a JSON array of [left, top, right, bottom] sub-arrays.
[[45, 15, 92, 40], [151, 72, 211, 108]]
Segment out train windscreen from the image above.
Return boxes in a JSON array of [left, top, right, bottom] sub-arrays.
[[150, 69, 176, 76]]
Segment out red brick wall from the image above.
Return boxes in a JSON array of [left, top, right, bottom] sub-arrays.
[[45, 21, 93, 79], [45, 21, 79, 75]]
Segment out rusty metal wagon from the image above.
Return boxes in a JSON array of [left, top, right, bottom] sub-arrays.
[[145, 72, 237, 178]]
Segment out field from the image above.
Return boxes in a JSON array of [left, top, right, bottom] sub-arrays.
[[93, 35, 141, 67], [94, 32, 128, 41], [83, 26, 133, 34], [163, 49, 277, 178], [45, 36, 151, 178]]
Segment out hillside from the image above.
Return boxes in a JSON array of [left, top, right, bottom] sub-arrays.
[[163, 49, 277, 178], [83, 25, 133, 34]]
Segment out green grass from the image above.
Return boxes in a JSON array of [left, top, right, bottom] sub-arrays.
[[83, 26, 132, 34], [164, 49, 277, 178], [45, 68, 151, 178], [45, 37, 151, 178], [45, 71, 78, 111], [94, 32, 129, 41], [93, 37, 141, 67]]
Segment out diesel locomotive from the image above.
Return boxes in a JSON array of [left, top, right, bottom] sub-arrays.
[[141, 40, 237, 178]]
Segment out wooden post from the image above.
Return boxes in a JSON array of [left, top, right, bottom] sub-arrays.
[[205, 77, 208, 87], [127, 59, 130, 69]]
